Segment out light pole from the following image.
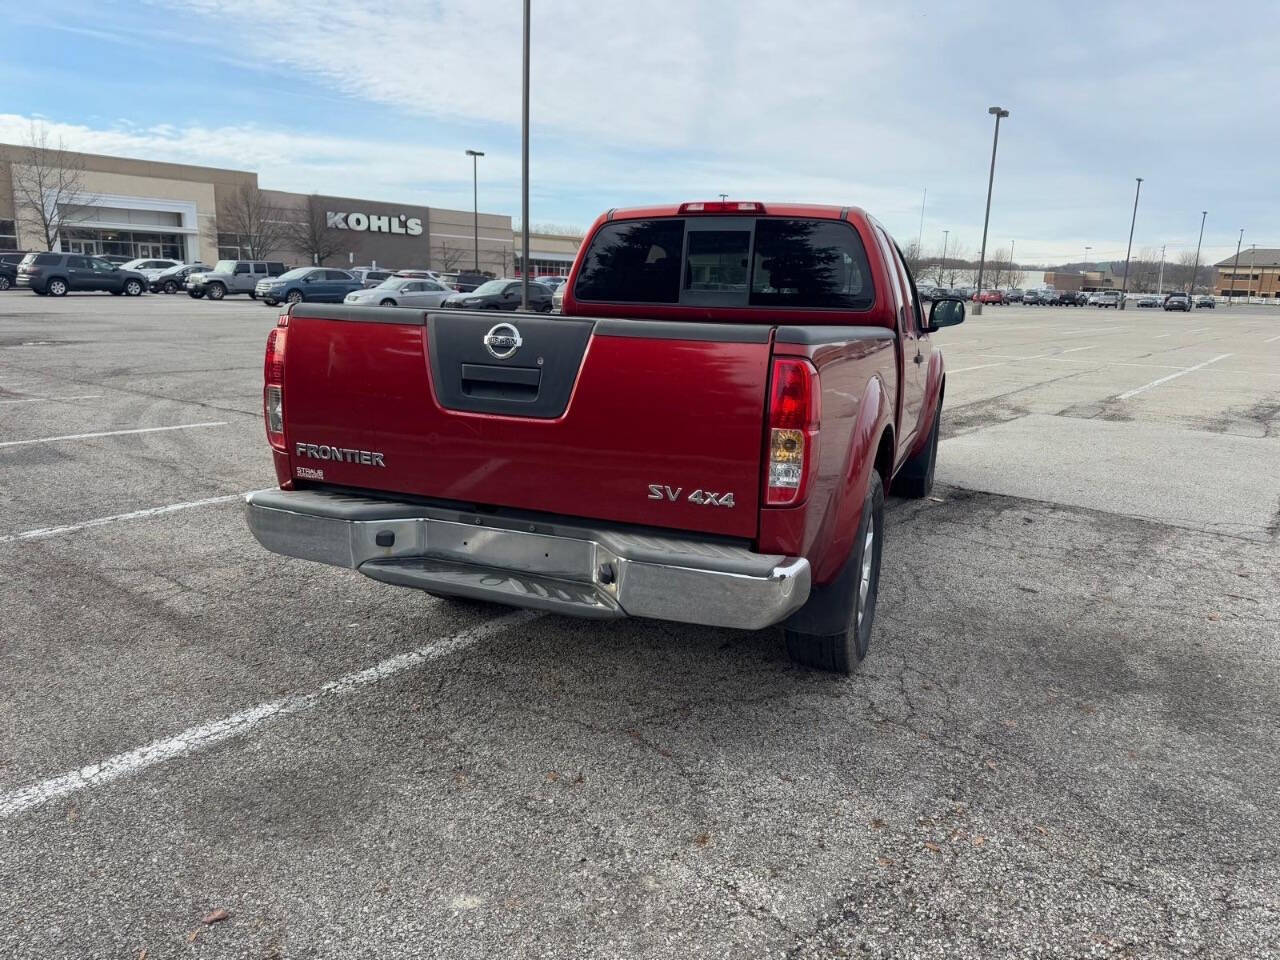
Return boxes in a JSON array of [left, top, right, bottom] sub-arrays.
[[465, 149, 484, 273], [917, 187, 927, 252], [973, 106, 1009, 315], [1228, 228, 1243, 302], [519, 0, 531, 310], [1248, 243, 1257, 301], [1189, 211, 1207, 295], [1157, 243, 1166, 295], [1084, 245, 1091, 267], [940, 229, 949, 287], [1009, 239, 1015, 287], [1119, 177, 1142, 309]]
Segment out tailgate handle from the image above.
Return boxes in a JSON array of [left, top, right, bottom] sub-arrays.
[[460, 363, 541, 402]]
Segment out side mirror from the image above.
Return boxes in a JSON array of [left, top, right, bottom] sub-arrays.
[[927, 297, 966, 331]]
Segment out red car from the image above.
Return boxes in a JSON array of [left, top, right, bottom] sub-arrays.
[[245, 201, 965, 673], [975, 289, 1004, 304]]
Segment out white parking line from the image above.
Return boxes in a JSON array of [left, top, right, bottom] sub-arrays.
[[0, 394, 104, 405], [0, 611, 539, 819], [0, 421, 227, 449], [950, 344, 1097, 374], [1116, 354, 1233, 400], [1264, 334, 1280, 344], [0, 494, 244, 544]]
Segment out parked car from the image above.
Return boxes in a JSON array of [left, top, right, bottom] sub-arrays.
[[442, 270, 490, 293], [1135, 295, 1159, 308], [1164, 293, 1192, 311], [257, 268, 362, 306], [15, 253, 148, 296], [1004, 288, 1024, 303], [442, 278, 554, 312], [394, 269, 444, 282], [344, 276, 454, 308], [187, 260, 288, 300], [975, 289, 1003, 304], [1023, 289, 1044, 305], [1061, 291, 1088, 306], [245, 199, 967, 675], [119, 258, 182, 282], [1094, 291, 1120, 308], [552, 282, 566, 313], [350, 267, 396, 288], [1195, 296, 1216, 309], [0, 250, 28, 291], [150, 262, 210, 294]]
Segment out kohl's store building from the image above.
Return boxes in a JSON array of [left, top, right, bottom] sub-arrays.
[[0, 143, 518, 273]]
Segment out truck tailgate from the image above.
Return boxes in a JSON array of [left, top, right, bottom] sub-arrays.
[[282, 307, 771, 538]]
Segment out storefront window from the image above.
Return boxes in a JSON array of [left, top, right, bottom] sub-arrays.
[[57, 228, 187, 261], [0, 219, 16, 249]]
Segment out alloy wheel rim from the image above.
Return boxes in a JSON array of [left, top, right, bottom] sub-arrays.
[[856, 518, 876, 630]]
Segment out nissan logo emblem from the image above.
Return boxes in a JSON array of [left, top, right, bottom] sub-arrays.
[[482, 322, 522, 360]]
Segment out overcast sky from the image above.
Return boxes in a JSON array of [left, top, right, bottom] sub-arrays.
[[4, 0, 1277, 266]]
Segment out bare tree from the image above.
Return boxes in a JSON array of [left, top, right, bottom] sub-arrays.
[[987, 247, 1009, 290], [221, 184, 291, 260], [433, 241, 466, 272], [517, 221, 586, 239], [285, 195, 350, 266], [1171, 250, 1212, 294], [901, 240, 924, 277], [11, 122, 98, 251], [943, 244, 969, 287]]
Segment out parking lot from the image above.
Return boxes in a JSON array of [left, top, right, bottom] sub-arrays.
[[1, 293, 1277, 958]]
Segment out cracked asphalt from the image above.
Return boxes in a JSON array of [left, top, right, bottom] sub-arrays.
[[1, 294, 1278, 959]]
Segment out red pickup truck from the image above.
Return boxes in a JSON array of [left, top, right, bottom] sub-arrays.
[[246, 201, 965, 673]]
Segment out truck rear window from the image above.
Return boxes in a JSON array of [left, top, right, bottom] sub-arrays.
[[574, 217, 872, 310]]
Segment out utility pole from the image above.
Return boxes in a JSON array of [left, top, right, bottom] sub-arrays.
[[940, 229, 949, 286], [1228, 228, 1243, 302], [519, 0, 531, 310], [917, 187, 926, 252], [973, 106, 1009, 315], [1190, 211, 1207, 295], [1119, 177, 1142, 309], [1248, 243, 1257, 301], [1157, 244, 1166, 295], [1009, 239, 1015, 286]]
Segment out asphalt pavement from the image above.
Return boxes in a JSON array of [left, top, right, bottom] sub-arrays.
[[1, 292, 1277, 959]]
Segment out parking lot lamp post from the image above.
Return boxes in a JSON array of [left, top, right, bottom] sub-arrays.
[[1157, 244, 1166, 296], [940, 229, 949, 286], [1119, 177, 1142, 309], [1228, 228, 1243, 302], [465, 150, 484, 272], [917, 187, 926, 251], [973, 106, 1009, 316], [520, 0, 530, 310], [1190, 211, 1207, 295], [1248, 244, 1257, 300]]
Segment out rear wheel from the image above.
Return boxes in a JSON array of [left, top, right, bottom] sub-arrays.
[[124, 279, 143, 296], [286, 289, 304, 304], [380, 298, 397, 306], [783, 472, 884, 674], [0, 276, 10, 291], [163, 280, 178, 294], [47, 278, 68, 297], [895, 401, 941, 498], [206, 282, 226, 301]]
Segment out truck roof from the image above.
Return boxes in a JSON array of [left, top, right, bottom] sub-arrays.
[[603, 202, 868, 223]]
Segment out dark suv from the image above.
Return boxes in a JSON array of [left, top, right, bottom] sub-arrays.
[[441, 278, 554, 312], [16, 253, 147, 296]]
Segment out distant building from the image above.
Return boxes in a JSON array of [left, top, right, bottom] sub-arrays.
[[514, 231, 583, 278], [1214, 248, 1280, 298]]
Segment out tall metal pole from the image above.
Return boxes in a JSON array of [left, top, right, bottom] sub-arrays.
[[1189, 211, 1207, 295], [973, 106, 1008, 315], [1009, 239, 1015, 286], [465, 149, 484, 272], [916, 187, 926, 252], [940, 229, 949, 287], [1248, 243, 1257, 301], [1228, 228, 1243, 301], [1157, 244, 1165, 295], [1119, 177, 1142, 309], [520, 0, 531, 310]]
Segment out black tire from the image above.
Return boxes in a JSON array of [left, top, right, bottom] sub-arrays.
[[188, 290, 204, 299], [47, 277, 68, 297], [894, 401, 940, 498], [0, 276, 10, 291], [110, 289, 123, 296], [263, 299, 278, 307], [249, 291, 257, 300], [124, 279, 143, 296], [163, 280, 178, 294], [206, 282, 226, 301], [285, 289, 304, 304], [380, 298, 397, 306], [783, 472, 884, 674]]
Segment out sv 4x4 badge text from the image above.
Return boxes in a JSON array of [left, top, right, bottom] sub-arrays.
[[647, 485, 736, 507]]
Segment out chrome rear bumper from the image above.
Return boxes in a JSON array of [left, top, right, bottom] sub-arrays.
[[245, 488, 809, 630]]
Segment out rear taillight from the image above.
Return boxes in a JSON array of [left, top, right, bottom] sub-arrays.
[[765, 357, 819, 507], [263, 319, 288, 451]]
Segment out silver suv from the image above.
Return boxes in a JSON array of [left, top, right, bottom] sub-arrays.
[[187, 259, 288, 300]]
